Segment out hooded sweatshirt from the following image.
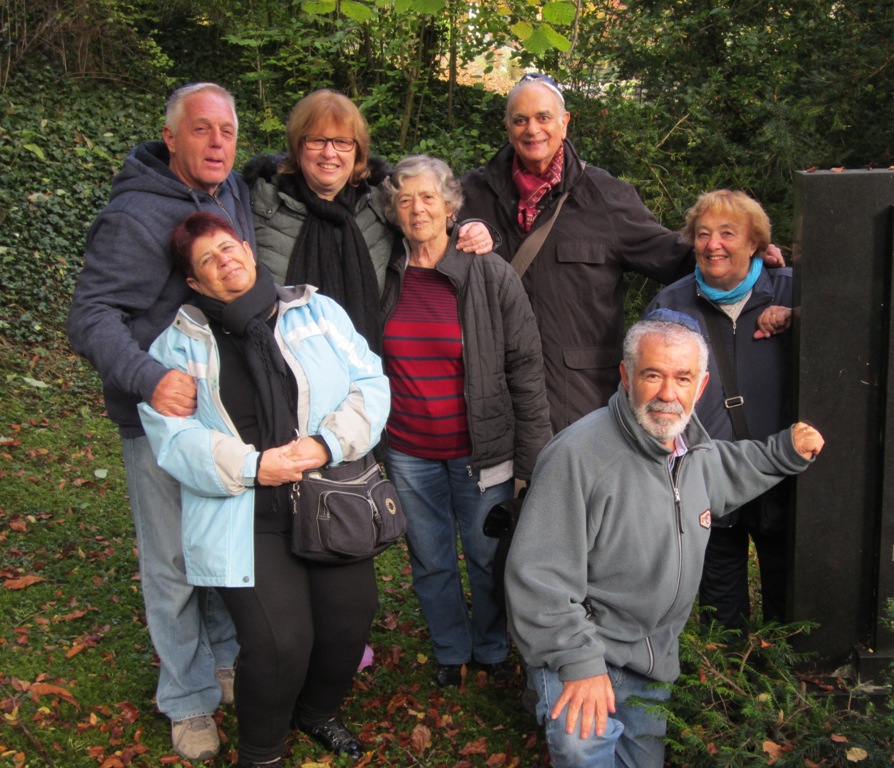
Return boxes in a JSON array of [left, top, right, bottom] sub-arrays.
[[67, 141, 254, 437]]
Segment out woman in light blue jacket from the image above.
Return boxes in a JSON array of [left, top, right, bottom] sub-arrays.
[[139, 211, 389, 768]]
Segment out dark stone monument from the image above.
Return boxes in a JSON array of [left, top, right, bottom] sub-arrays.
[[791, 169, 894, 678]]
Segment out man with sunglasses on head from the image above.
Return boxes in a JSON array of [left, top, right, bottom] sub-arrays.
[[461, 74, 783, 432]]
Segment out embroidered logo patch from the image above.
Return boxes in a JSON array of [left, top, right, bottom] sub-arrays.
[[699, 509, 712, 529]]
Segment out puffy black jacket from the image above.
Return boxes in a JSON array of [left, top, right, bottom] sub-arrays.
[[381, 241, 552, 480]]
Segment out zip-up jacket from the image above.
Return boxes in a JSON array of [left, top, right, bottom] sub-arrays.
[[647, 266, 792, 441], [505, 383, 813, 684], [460, 140, 692, 430], [68, 141, 255, 437], [138, 285, 390, 587], [381, 241, 552, 481]]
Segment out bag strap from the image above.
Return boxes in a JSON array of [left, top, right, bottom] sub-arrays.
[[511, 190, 570, 277], [702, 311, 751, 440]]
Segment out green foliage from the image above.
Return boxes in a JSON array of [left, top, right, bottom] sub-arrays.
[[534, 0, 894, 251], [0, 0, 174, 91], [0, 65, 162, 346], [668, 619, 894, 765]]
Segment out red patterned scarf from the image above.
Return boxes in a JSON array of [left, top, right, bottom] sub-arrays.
[[512, 144, 565, 232]]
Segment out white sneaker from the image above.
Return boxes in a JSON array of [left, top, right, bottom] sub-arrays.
[[171, 714, 220, 760], [216, 666, 235, 706]]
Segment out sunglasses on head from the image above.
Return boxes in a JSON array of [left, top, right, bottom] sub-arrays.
[[517, 72, 565, 106]]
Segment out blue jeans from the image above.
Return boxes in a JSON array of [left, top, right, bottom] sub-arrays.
[[385, 448, 512, 665], [532, 663, 671, 768], [122, 436, 239, 721]]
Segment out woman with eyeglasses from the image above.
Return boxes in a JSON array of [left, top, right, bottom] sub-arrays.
[[243, 89, 493, 354]]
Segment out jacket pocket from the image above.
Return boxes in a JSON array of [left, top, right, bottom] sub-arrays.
[[556, 241, 606, 265]]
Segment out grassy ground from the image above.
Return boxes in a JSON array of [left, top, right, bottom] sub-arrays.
[[4, 340, 894, 768], [0, 342, 547, 768]]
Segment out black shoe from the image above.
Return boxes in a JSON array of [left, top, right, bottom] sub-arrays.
[[238, 761, 284, 768], [478, 660, 512, 680], [300, 718, 363, 759], [435, 663, 464, 687]]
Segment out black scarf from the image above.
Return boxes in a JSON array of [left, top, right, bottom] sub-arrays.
[[280, 172, 382, 353], [193, 265, 298, 457]]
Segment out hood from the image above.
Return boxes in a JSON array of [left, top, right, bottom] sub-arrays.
[[109, 141, 198, 204]]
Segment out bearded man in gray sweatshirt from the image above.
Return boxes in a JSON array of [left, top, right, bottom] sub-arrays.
[[505, 309, 824, 768]]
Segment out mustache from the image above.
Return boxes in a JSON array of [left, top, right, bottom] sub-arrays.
[[645, 399, 685, 416]]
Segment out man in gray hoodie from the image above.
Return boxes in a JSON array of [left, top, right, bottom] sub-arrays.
[[68, 83, 253, 761], [505, 310, 824, 768]]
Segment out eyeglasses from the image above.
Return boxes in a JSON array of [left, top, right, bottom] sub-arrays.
[[303, 136, 357, 152], [517, 72, 565, 106]]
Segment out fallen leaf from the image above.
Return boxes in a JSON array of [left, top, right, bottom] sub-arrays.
[[4, 575, 47, 590], [28, 682, 80, 709], [763, 739, 785, 764], [410, 724, 431, 755], [846, 747, 868, 762], [9, 516, 27, 532], [460, 737, 488, 756], [66, 644, 86, 659]]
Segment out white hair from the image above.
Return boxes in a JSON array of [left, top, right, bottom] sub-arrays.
[[165, 83, 238, 135]]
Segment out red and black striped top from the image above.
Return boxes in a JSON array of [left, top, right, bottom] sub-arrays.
[[383, 266, 471, 459]]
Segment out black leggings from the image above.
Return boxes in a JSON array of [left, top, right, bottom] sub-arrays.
[[218, 531, 378, 764]]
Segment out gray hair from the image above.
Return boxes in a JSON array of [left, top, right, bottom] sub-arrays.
[[382, 154, 464, 225], [623, 319, 709, 382], [165, 83, 238, 135], [504, 75, 567, 128]]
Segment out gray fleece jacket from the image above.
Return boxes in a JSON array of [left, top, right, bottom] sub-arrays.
[[505, 384, 814, 684]]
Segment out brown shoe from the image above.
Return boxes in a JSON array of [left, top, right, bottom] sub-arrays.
[[171, 714, 220, 760]]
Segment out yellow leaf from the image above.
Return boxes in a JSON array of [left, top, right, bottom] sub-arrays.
[[846, 747, 868, 762]]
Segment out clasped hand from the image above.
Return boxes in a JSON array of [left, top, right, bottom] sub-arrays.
[[257, 437, 329, 486]]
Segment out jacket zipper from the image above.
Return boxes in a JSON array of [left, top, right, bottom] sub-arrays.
[[435, 260, 482, 492], [655, 456, 686, 634]]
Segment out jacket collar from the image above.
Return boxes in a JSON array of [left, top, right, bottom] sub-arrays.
[[610, 382, 712, 462], [176, 284, 317, 338], [484, 139, 587, 198], [695, 264, 779, 312]]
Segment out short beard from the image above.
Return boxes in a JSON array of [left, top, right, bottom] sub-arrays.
[[631, 396, 692, 444]]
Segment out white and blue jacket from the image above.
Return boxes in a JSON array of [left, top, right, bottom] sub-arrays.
[[138, 284, 390, 587]]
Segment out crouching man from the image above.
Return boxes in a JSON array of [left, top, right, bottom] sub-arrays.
[[504, 309, 824, 768]]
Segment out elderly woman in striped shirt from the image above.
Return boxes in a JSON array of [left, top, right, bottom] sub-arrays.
[[380, 154, 552, 688]]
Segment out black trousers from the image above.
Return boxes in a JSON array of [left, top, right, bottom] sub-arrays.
[[699, 507, 787, 632], [218, 531, 378, 764]]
